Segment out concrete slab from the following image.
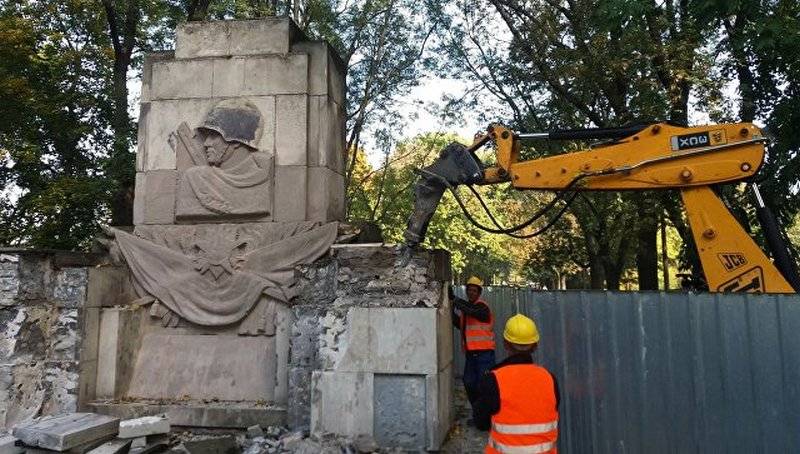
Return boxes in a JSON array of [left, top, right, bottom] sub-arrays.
[[96, 307, 143, 399], [12, 413, 119, 451], [373, 374, 427, 451], [182, 435, 236, 454], [274, 95, 308, 166], [307, 167, 344, 222], [175, 19, 299, 59], [151, 59, 213, 100], [273, 166, 307, 222], [89, 402, 285, 429], [141, 170, 177, 225], [211, 58, 245, 98], [118, 415, 170, 438], [127, 333, 274, 401], [310, 371, 373, 437], [0, 435, 23, 454], [334, 307, 438, 375], [243, 55, 308, 97], [85, 438, 132, 454]]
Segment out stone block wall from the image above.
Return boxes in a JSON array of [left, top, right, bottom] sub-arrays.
[[0, 251, 131, 431], [135, 18, 346, 225], [287, 245, 454, 451]]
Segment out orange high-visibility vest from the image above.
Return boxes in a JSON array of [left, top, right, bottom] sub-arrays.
[[461, 299, 495, 351], [486, 364, 559, 454]]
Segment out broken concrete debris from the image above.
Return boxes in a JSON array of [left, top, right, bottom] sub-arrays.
[[118, 416, 170, 439], [86, 439, 132, 454], [0, 435, 23, 454], [244, 426, 263, 439], [12, 413, 119, 452]]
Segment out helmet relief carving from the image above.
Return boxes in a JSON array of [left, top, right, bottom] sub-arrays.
[[172, 99, 274, 221]]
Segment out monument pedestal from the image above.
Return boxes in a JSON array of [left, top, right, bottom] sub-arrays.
[[84, 18, 454, 451]]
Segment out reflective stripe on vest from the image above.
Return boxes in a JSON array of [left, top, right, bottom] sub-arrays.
[[462, 300, 495, 351], [488, 439, 556, 454], [486, 364, 558, 454], [492, 421, 558, 435]]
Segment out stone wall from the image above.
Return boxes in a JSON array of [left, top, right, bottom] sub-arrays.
[[0, 251, 121, 430], [288, 245, 454, 451], [136, 18, 346, 224]]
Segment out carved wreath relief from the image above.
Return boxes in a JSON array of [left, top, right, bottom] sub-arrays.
[[171, 99, 273, 220]]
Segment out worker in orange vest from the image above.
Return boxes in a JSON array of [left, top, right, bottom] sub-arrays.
[[474, 314, 560, 453], [451, 276, 496, 409]]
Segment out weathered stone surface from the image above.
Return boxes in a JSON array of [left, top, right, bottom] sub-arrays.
[[275, 95, 308, 166], [86, 266, 136, 309], [307, 167, 344, 222], [0, 434, 23, 454], [86, 438, 132, 454], [12, 413, 119, 451], [133, 173, 146, 224], [151, 59, 213, 100], [140, 52, 173, 104], [89, 402, 285, 429], [175, 19, 300, 59], [427, 364, 453, 450], [140, 170, 177, 225], [182, 435, 237, 454], [373, 374, 427, 450], [273, 166, 307, 222], [96, 307, 143, 400], [118, 415, 170, 438], [0, 255, 19, 306], [310, 371, 373, 437], [243, 55, 309, 97], [52, 268, 89, 308], [246, 425, 264, 439], [211, 58, 245, 98], [307, 96, 344, 174], [324, 307, 438, 375], [127, 333, 275, 401]]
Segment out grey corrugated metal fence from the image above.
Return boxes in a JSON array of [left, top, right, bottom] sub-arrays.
[[452, 288, 800, 453]]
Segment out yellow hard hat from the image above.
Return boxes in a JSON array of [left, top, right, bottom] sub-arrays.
[[466, 276, 483, 287], [503, 314, 540, 345]]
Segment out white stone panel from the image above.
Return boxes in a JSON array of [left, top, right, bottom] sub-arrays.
[[243, 55, 308, 97], [307, 167, 344, 222], [211, 58, 245, 98], [274, 166, 307, 222], [275, 95, 308, 166], [310, 371, 373, 437], [127, 333, 276, 401], [151, 59, 213, 100], [176, 20, 296, 59], [334, 307, 438, 375]]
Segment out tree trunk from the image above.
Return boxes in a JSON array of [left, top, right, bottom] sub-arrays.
[[109, 55, 135, 226], [636, 201, 659, 290]]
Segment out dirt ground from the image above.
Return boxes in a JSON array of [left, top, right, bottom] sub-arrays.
[[440, 385, 487, 453]]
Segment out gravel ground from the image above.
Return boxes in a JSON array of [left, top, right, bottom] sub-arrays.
[[441, 385, 487, 453]]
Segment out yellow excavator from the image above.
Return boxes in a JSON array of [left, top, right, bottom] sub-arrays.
[[402, 122, 800, 293]]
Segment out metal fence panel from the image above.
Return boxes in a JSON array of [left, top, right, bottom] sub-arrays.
[[451, 289, 800, 453]]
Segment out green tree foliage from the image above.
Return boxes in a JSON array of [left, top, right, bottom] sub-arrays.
[[349, 133, 517, 281], [0, 2, 115, 248], [426, 0, 800, 289]]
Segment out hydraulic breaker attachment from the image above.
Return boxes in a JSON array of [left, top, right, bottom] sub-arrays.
[[403, 142, 485, 249]]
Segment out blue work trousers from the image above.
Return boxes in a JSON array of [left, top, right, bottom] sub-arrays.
[[462, 349, 496, 405]]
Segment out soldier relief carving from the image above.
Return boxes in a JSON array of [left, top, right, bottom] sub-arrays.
[[172, 99, 273, 219], [100, 100, 337, 327]]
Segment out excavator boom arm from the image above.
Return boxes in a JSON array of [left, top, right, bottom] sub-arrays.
[[403, 121, 798, 293]]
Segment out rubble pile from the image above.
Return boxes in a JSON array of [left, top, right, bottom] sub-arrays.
[[2, 413, 406, 454]]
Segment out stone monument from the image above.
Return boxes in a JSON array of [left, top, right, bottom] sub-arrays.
[[79, 18, 453, 451]]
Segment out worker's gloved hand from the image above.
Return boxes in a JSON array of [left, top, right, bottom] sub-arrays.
[[448, 285, 455, 300]]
